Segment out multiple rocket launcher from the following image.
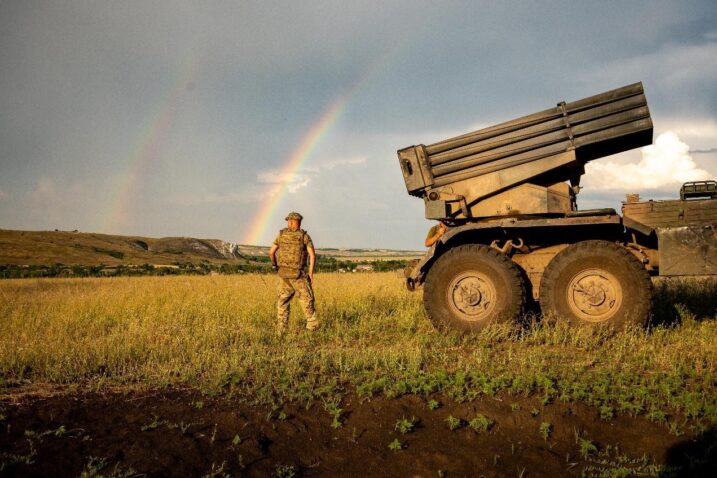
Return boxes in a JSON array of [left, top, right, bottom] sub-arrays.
[[397, 83, 653, 220]]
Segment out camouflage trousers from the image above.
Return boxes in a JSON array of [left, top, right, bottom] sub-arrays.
[[277, 274, 317, 332]]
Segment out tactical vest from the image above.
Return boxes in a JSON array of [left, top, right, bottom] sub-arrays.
[[276, 228, 308, 279]]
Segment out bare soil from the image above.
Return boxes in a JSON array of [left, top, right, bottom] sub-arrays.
[[1, 390, 715, 477]]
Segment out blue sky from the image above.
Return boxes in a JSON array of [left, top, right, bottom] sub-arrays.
[[0, 1, 715, 249]]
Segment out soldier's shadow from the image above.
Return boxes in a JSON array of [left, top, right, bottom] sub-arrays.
[[650, 278, 717, 327], [660, 426, 717, 477]]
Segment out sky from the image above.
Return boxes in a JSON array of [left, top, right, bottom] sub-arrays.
[[0, 1, 715, 249]]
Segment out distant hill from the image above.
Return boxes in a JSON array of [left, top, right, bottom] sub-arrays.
[[0, 229, 248, 266], [238, 244, 422, 262], [0, 229, 422, 266]]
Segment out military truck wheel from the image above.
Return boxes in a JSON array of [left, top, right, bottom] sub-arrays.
[[540, 240, 652, 328], [423, 244, 526, 332]]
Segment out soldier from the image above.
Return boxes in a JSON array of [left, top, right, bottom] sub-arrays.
[[269, 212, 318, 335], [424, 221, 447, 247]]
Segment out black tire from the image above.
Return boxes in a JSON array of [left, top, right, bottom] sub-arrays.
[[423, 244, 526, 332], [539, 240, 652, 328]]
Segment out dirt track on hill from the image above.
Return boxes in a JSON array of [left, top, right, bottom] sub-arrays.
[[1, 391, 715, 477]]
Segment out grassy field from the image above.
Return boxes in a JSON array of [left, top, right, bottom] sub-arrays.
[[1, 273, 716, 432], [1, 273, 716, 476]]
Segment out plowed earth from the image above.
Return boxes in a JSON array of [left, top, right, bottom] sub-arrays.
[[1, 391, 714, 477]]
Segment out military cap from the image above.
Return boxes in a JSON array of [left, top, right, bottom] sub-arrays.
[[285, 212, 303, 221]]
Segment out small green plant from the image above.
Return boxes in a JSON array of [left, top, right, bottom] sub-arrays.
[[193, 400, 204, 410], [645, 408, 667, 424], [599, 404, 614, 420], [510, 403, 520, 411], [577, 437, 598, 458], [0, 438, 37, 468], [530, 408, 540, 417], [323, 399, 343, 429], [202, 461, 228, 478], [177, 421, 198, 434], [468, 414, 494, 433], [388, 438, 403, 451], [278, 411, 288, 421], [667, 420, 683, 437], [427, 399, 440, 410], [539, 422, 552, 440], [395, 416, 417, 434], [272, 464, 296, 478], [79, 457, 107, 478], [445, 415, 462, 431], [232, 434, 241, 446], [140, 416, 168, 432]]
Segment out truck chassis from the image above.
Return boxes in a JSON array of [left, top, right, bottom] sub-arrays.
[[398, 83, 717, 330]]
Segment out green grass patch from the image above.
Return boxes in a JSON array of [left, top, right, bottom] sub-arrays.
[[1, 274, 716, 431]]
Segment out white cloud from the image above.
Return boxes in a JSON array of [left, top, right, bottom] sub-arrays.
[[656, 118, 717, 146], [167, 158, 364, 206], [28, 177, 56, 201], [319, 157, 367, 170], [256, 156, 369, 194], [258, 170, 312, 193], [583, 132, 712, 191]]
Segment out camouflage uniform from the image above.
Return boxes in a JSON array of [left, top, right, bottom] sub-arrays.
[[273, 222, 317, 333]]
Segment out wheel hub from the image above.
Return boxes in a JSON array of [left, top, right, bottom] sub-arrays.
[[447, 272, 496, 320], [566, 268, 623, 322]]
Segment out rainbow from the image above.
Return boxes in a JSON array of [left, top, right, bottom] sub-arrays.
[[243, 47, 402, 245], [242, 91, 353, 245], [101, 56, 199, 233]]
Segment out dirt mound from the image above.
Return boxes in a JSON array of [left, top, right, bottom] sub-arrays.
[[1, 391, 714, 477]]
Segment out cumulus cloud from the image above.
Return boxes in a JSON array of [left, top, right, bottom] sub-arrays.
[[256, 156, 368, 194], [583, 132, 712, 191], [258, 170, 312, 193], [657, 118, 717, 143]]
